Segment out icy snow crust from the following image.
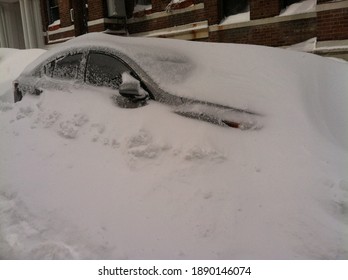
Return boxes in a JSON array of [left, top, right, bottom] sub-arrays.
[[1, 35, 348, 259]]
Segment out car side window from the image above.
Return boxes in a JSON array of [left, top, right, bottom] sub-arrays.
[[44, 60, 55, 77], [51, 53, 83, 79], [85, 52, 130, 89]]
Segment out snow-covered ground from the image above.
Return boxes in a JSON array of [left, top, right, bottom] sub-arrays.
[[0, 35, 348, 259]]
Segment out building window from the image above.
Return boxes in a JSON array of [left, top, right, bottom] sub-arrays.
[[223, 0, 249, 18], [47, 0, 60, 24], [134, 0, 152, 14], [136, 0, 151, 5]]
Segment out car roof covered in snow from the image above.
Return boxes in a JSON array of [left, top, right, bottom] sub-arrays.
[[19, 32, 348, 130]]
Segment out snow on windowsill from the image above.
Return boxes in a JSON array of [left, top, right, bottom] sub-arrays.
[[48, 19, 61, 31], [220, 11, 250, 26], [285, 37, 348, 59], [134, 4, 152, 14], [279, 0, 316, 17], [48, 19, 61, 27], [219, 1, 316, 26], [132, 0, 195, 18], [286, 37, 317, 52], [165, 0, 194, 12], [133, 4, 152, 18]]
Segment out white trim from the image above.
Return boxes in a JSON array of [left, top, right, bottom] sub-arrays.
[[46, 18, 118, 36], [317, 0, 348, 12], [316, 39, 348, 50], [132, 20, 208, 40], [127, 3, 204, 24], [46, 25, 74, 36], [47, 36, 74, 45], [280, 38, 348, 61], [314, 39, 348, 61], [87, 18, 105, 27], [209, 12, 316, 32], [104, 17, 125, 24]]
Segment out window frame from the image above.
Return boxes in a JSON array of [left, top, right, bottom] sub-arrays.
[[84, 50, 154, 99], [42, 51, 86, 81], [38, 49, 154, 100], [84, 51, 132, 89]]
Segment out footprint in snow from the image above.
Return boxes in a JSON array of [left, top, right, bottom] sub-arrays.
[[184, 146, 226, 162], [29, 242, 78, 260], [16, 106, 34, 120], [126, 129, 171, 159], [57, 113, 89, 139]]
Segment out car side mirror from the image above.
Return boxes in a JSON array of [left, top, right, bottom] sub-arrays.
[[119, 72, 149, 101]]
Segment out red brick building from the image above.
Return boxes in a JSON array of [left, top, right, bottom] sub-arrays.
[[3, 1, 347, 58]]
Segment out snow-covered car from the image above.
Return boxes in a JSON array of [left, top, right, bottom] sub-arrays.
[[2, 32, 348, 260], [13, 33, 258, 129]]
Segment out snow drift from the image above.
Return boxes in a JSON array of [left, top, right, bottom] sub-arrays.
[[0, 48, 46, 103], [0, 34, 347, 259]]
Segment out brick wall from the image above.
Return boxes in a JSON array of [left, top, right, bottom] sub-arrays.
[[210, 17, 317, 46], [204, 0, 221, 25], [151, 0, 171, 13], [40, 0, 49, 31], [128, 8, 206, 34], [57, 1, 106, 27], [87, 0, 106, 21], [151, 0, 204, 13], [46, 29, 75, 42], [58, 0, 72, 28], [317, 7, 348, 41], [250, 0, 281, 20], [88, 23, 106, 33], [43, 0, 348, 48]]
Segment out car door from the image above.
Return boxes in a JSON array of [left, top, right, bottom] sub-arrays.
[[43, 52, 84, 80], [52, 52, 83, 80], [39, 51, 85, 92], [15, 51, 85, 102]]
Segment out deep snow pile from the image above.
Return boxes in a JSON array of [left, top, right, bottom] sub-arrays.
[[0, 48, 46, 103], [0, 36, 348, 259]]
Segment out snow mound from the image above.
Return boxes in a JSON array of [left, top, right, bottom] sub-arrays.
[[1, 37, 348, 259], [0, 48, 45, 103]]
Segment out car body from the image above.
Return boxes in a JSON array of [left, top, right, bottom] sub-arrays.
[[13, 33, 259, 129]]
